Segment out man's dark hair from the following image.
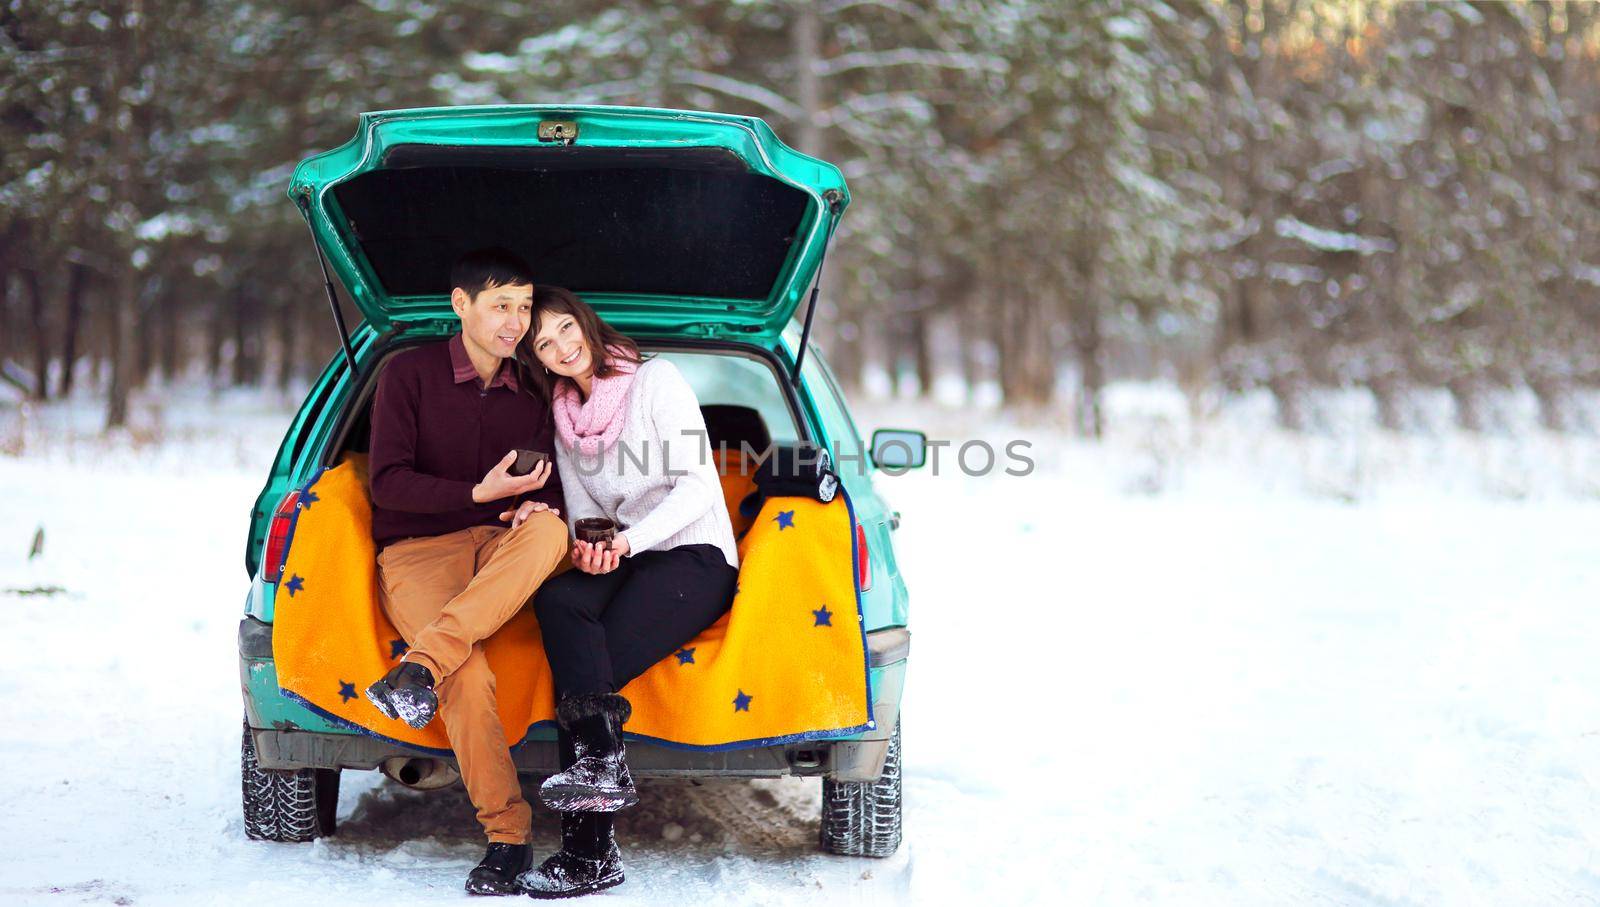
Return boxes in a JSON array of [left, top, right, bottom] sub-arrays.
[[450, 247, 535, 299]]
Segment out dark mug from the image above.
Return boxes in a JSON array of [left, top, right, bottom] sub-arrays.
[[509, 449, 550, 477], [574, 517, 617, 548]]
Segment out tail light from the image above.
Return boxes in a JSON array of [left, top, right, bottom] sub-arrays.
[[262, 491, 302, 583], [855, 522, 872, 591]]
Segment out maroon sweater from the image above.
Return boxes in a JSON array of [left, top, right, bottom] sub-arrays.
[[368, 332, 565, 549]]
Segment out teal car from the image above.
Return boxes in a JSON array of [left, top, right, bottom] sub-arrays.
[[239, 105, 923, 858]]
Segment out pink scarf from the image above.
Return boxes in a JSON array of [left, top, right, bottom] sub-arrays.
[[552, 343, 640, 457]]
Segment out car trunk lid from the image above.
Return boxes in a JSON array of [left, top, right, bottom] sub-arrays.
[[288, 106, 849, 338]]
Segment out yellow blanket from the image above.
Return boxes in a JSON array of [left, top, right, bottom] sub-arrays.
[[270, 454, 873, 753]]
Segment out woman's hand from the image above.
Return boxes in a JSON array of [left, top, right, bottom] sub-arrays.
[[498, 500, 560, 529], [572, 534, 630, 574]]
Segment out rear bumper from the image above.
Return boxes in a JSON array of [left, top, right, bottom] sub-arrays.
[[240, 618, 907, 781]]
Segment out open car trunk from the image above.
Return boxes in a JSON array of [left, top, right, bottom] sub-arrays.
[[335, 361, 774, 542], [330, 336, 795, 541], [266, 343, 874, 752], [290, 106, 849, 338]]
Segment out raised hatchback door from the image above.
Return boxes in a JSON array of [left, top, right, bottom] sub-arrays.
[[289, 105, 849, 338]]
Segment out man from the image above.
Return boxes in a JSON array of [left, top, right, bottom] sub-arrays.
[[362, 247, 570, 895]]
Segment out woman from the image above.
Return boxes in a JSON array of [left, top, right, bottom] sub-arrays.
[[501, 284, 740, 898]]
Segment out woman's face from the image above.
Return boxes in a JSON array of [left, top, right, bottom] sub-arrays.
[[530, 308, 593, 379]]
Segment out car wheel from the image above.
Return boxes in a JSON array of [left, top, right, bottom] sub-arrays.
[[241, 718, 339, 842], [819, 719, 902, 857]]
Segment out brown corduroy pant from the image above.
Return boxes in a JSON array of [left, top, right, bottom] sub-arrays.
[[375, 509, 571, 844]]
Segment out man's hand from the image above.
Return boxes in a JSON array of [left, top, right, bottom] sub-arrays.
[[572, 534, 630, 574], [498, 500, 560, 529], [473, 450, 552, 504]]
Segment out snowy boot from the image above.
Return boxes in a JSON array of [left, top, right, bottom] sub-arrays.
[[364, 661, 438, 729], [517, 813, 624, 898], [538, 693, 638, 812], [465, 841, 533, 896]]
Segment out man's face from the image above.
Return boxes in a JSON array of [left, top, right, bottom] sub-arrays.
[[451, 280, 533, 360]]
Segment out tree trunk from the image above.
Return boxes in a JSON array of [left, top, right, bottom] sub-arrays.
[[233, 290, 260, 386], [158, 292, 179, 383], [275, 300, 296, 392], [788, 0, 860, 391], [1268, 372, 1308, 433], [1069, 240, 1105, 438], [791, 0, 822, 163], [992, 265, 1016, 404], [1447, 377, 1486, 433], [1369, 372, 1408, 432], [105, 265, 135, 429], [910, 313, 933, 398], [883, 316, 904, 398], [1071, 302, 1105, 437], [103, 0, 142, 431], [958, 299, 983, 405], [0, 265, 11, 366], [133, 282, 156, 390], [58, 261, 87, 397], [1529, 375, 1571, 432], [24, 269, 49, 401], [994, 273, 1039, 407], [206, 300, 225, 385]]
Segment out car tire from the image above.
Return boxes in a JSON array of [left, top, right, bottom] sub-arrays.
[[241, 718, 339, 842], [819, 719, 902, 857]]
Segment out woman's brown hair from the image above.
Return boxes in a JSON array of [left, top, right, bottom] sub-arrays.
[[514, 284, 646, 402]]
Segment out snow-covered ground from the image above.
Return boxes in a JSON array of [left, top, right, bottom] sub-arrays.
[[3, 384, 1599, 905]]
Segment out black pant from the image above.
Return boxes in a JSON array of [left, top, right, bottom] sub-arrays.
[[535, 543, 737, 857], [532, 543, 739, 698]]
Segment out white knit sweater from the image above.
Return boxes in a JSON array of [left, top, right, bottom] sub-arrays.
[[554, 358, 740, 569]]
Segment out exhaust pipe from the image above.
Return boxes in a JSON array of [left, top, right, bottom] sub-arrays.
[[380, 756, 461, 791]]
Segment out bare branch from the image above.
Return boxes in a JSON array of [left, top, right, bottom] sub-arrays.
[[814, 48, 1009, 77], [820, 0, 924, 17], [676, 70, 803, 121]]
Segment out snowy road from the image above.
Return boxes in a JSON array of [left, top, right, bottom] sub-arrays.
[[4, 397, 1600, 905]]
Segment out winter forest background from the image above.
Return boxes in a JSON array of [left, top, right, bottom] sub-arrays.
[[7, 4, 1600, 903], [5, 0, 1599, 439]]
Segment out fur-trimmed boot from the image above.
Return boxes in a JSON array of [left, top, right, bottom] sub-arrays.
[[516, 813, 624, 898], [538, 692, 638, 812]]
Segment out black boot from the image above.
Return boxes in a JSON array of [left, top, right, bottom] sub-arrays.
[[465, 841, 533, 896], [516, 813, 623, 899], [538, 693, 637, 812], [364, 661, 438, 729]]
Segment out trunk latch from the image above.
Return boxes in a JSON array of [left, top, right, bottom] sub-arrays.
[[537, 120, 579, 145]]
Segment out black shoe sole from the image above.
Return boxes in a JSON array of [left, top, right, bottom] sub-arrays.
[[521, 870, 624, 899], [467, 877, 527, 896], [364, 681, 400, 720], [537, 784, 639, 813]]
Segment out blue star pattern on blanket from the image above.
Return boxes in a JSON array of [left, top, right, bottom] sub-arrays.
[[283, 574, 304, 597], [813, 604, 833, 627], [298, 489, 319, 510], [337, 680, 357, 702], [774, 510, 795, 530], [733, 689, 753, 712], [675, 647, 696, 665], [390, 639, 409, 659]]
